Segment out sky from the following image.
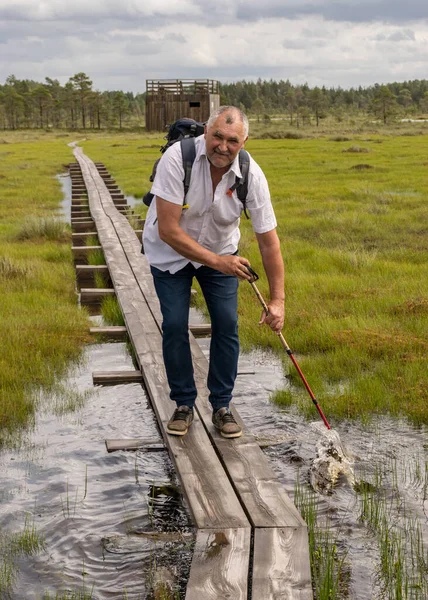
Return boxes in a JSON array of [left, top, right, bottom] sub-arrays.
[[1, 0, 427, 93]]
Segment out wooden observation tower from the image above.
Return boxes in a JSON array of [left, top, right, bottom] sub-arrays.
[[145, 79, 220, 132]]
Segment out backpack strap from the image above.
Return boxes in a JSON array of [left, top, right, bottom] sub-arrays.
[[226, 149, 250, 219], [180, 137, 197, 205]]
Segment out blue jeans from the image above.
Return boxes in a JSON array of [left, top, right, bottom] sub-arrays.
[[151, 263, 239, 412]]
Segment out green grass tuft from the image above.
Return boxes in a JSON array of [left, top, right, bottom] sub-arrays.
[[101, 296, 125, 326], [16, 216, 70, 242]]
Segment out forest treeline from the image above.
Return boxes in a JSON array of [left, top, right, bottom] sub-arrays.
[[1, 72, 428, 130]]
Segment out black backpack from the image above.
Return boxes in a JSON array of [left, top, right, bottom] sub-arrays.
[[143, 118, 250, 218]]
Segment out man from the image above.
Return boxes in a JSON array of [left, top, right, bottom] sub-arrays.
[[143, 106, 284, 438]]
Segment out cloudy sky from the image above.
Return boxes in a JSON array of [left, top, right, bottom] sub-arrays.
[[1, 0, 427, 93]]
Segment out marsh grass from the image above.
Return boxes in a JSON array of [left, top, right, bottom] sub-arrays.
[[0, 514, 45, 595], [80, 128, 428, 424], [294, 475, 349, 599], [10, 514, 46, 556], [101, 296, 125, 326], [42, 383, 93, 417], [84, 234, 99, 246], [0, 544, 16, 597], [43, 586, 94, 600], [94, 271, 108, 289], [356, 460, 428, 598], [78, 129, 428, 424], [0, 132, 91, 446], [60, 468, 89, 519], [0, 256, 30, 279], [16, 216, 70, 242], [87, 248, 106, 265]]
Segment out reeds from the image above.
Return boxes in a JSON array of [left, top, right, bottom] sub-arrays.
[[101, 296, 125, 326], [16, 216, 70, 242], [0, 514, 45, 595], [294, 474, 349, 599], [356, 458, 428, 598]]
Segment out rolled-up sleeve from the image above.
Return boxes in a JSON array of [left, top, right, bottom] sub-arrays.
[[245, 160, 277, 234]]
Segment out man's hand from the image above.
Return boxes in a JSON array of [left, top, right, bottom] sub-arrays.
[[215, 255, 253, 280], [259, 299, 284, 334]]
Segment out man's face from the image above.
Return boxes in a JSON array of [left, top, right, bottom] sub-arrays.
[[204, 113, 248, 170]]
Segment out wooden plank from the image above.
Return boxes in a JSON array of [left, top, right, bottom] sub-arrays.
[[70, 204, 89, 212], [71, 221, 95, 233], [71, 212, 91, 220], [92, 370, 143, 384], [71, 199, 90, 207], [72, 245, 102, 259], [182, 330, 306, 528], [186, 528, 250, 600], [252, 527, 313, 600], [80, 288, 115, 303], [89, 326, 127, 340], [105, 439, 165, 453], [75, 265, 108, 276], [210, 439, 304, 528], [71, 215, 94, 222], [189, 323, 211, 337]]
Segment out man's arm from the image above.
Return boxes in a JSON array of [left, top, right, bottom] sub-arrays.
[[156, 196, 253, 279], [255, 229, 285, 333]]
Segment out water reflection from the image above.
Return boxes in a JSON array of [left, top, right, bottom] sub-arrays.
[[56, 172, 72, 221], [0, 343, 193, 599]]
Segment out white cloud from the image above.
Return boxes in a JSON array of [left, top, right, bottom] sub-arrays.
[[0, 1, 427, 91]]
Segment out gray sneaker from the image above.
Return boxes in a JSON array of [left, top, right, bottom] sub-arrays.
[[212, 407, 242, 439], [167, 406, 194, 436]]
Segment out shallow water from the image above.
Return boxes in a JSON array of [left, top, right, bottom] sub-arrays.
[[0, 343, 193, 599], [2, 339, 426, 599], [3, 172, 424, 598]]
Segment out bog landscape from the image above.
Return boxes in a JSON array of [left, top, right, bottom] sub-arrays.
[[0, 75, 427, 599]]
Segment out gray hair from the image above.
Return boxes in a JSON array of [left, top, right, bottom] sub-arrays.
[[206, 105, 249, 138]]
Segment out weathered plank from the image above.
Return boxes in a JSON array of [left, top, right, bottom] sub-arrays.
[[185, 528, 251, 600], [105, 439, 165, 453], [80, 288, 115, 304], [71, 215, 95, 222], [92, 370, 143, 384], [189, 323, 212, 337], [71, 221, 95, 233], [76, 265, 109, 279], [70, 205, 90, 212], [72, 246, 102, 260], [89, 325, 127, 340], [252, 527, 313, 600]]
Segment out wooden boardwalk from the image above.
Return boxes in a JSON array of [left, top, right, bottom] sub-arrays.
[[70, 147, 313, 599]]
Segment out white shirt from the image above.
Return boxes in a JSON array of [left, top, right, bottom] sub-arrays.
[[143, 135, 277, 274]]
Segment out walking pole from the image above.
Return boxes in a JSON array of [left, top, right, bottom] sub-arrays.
[[245, 266, 331, 430]]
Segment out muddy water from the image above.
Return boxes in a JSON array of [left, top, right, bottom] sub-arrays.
[[1, 174, 424, 598]]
